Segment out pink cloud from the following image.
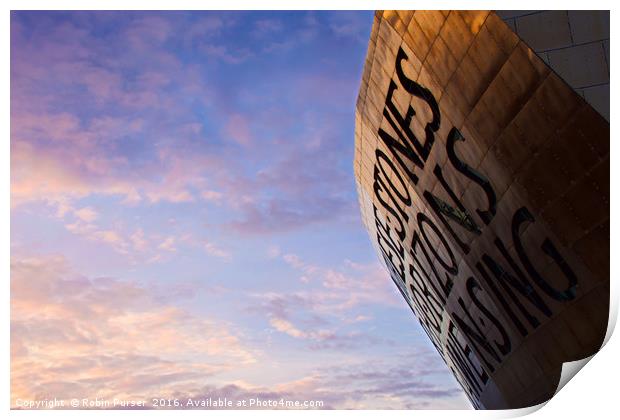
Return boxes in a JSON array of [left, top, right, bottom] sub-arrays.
[[158, 236, 177, 252], [204, 241, 232, 260], [73, 206, 98, 222], [11, 254, 462, 410], [124, 15, 173, 50], [10, 108, 232, 208], [201, 44, 254, 64], [244, 255, 403, 352], [253, 19, 283, 37], [11, 254, 255, 404], [224, 113, 252, 145], [170, 350, 467, 409], [201, 190, 223, 202]]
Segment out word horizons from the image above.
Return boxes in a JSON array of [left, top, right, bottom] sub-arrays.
[[368, 46, 579, 408]]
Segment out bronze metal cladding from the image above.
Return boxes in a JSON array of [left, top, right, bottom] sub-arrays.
[[354, 10, 609, 409]]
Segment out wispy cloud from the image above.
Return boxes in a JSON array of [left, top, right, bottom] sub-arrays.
[[244, 253, 404, 351], [10, 11, 466, 410], [11, 254, 255, 403], [172, 351, 467, 409], [205, 241, 232, 260], [252, 19, 283, 37]]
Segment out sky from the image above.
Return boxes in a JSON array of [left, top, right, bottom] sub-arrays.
[[10, 11, 470, 409]]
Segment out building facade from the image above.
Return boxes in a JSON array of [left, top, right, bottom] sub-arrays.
[[354, 10, 609, 409]]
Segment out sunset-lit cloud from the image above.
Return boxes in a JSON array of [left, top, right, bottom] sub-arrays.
[[11, 11, 469, 409], [11, 254, 255, 402]]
